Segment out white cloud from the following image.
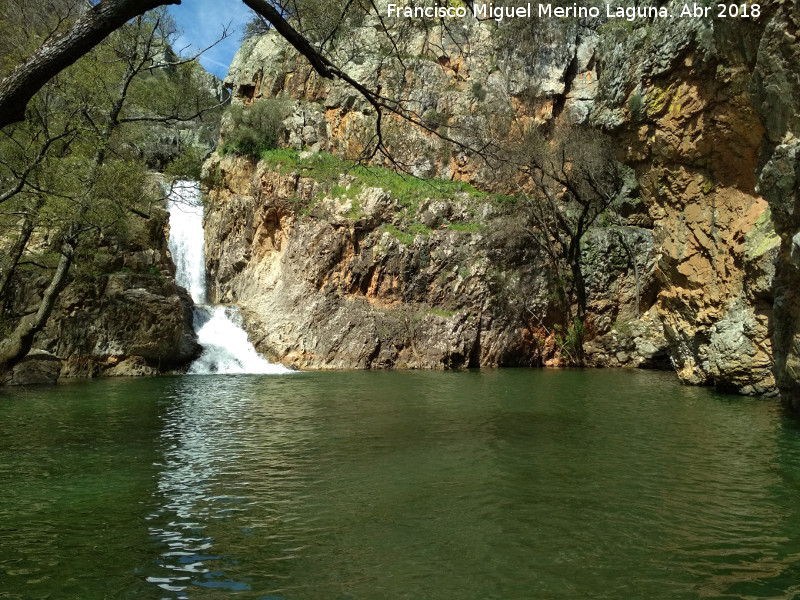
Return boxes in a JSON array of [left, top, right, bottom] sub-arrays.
[[168, 0, 254, 77]]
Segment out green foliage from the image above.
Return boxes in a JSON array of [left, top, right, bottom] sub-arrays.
[[242, 13, 270, 40], [248, 149, 504, 243], [422, 109, 447, 129], [259, 149, 487, 210], [383, 224, 415, 245], [493, 194, 520, 206], [429, 307, 458, 318], [628, 91, 645, 121], [201, 164, 224, 190], [85, 160, 155, 232], [165, 146, 206, 180], [381, 222, 432, 245], [448, 222, 485, 232], [470, 81, 487, 102], [599, 18, 635, 35], [220, 99, 290, 157], [288, 0, 369, 44], [554, 318, 585, 364], [407, 222, 433, 236], [260, 147, 303, 166], [0, 4, 222, 343], [612, 319, 634, 336], [566, 317, 586, 357], [0, 0, 81, 74], [345, 199, 364, 219]]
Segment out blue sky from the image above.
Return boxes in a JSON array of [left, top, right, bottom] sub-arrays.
[[167, 0, 254, 79]]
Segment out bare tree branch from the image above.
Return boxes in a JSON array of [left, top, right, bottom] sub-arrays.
[[0, 128, 77, 204], [241, 0, 334, 78], [0, 0, 180, 128]]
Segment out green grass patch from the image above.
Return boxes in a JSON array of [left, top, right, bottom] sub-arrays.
[[345, 199, 363, 219], [429, 307, 458, 318], [258, 149, 490, 218], [382, 222, 433, 245], [383, 224, 415, 245], [407, 222, 433, 236], [448, 222, 485, 232]]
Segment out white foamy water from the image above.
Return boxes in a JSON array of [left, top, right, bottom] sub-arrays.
[[167, 181, 290, 375], [167, 181, 207, 304], [188, 305, 289, 375]]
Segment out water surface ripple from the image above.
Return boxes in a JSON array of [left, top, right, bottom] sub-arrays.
[[2, 369, 800, 599]]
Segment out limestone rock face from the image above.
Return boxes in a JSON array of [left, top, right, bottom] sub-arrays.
[[582, 226, 660, 330], [585, 2, 776, 395], [204, 156, 556, 369], [52, 275, 199, 378], [213, 2, 787, 395], [583, 307, 670, 370], [225, 15, 599, 182], [581, 226, 671, 370], [748, 1, 800, 407], [751, 0, 800, 407], [8, 204, 200, 380]]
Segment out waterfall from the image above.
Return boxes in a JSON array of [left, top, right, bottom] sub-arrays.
[[167, 181, 207, 304], [167, 181, 290, 375]]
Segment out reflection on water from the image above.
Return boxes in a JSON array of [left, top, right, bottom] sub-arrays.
[[3, 370, 800, 599], [145, 376, 321, 597]]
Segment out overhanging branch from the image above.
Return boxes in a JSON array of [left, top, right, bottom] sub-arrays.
[[0, 0, 180, 128]]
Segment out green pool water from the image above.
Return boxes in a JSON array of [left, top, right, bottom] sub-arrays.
[[2, 369, 800, 599]]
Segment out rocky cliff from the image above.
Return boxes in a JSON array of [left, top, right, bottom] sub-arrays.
[[204, 153, 549, 369], [204, 1, 791, 397], [750, 0, 800, 408], [2, 194, 199, 384]]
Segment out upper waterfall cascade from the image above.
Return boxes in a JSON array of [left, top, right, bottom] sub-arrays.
[[167, 181, 290, 375]]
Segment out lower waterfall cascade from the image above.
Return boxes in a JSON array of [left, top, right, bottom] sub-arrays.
[[167, 181, 290, 375]]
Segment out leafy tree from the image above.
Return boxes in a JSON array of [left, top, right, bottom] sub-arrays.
[[242, 11, 270, 40]]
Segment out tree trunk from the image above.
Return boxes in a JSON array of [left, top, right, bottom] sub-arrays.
[[0, 0, 178, 128], [568, 235, 587, 320], [0, 235, 77, 377], [571, 259, 587, 319], [566, 258, 586, 365], [0, 198, 46, 313]]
